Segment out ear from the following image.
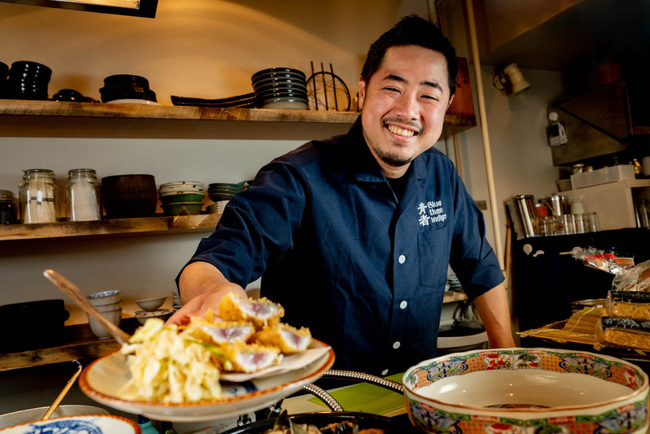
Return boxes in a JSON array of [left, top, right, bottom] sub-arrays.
[[446, 93, 455, 111], [357, 76, 367, 110]]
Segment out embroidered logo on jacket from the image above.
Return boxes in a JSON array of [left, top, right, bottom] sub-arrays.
[[418, 200, 447, 226]]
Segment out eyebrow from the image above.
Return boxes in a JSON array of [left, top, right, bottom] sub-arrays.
[[383, 74, 444, 92]]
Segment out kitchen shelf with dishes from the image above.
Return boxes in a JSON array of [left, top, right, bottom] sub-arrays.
[[0, 213, 222, 242], [0, 319, 141, 372], [0, 100, 476, 140]]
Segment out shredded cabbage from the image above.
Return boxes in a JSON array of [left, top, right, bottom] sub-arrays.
[[119, 318, 222, 403]]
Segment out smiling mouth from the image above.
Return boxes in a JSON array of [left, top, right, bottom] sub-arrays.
[[387, 124, 417, 138]]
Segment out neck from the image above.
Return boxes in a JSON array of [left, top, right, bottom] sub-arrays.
[[381, 163, 409, 179]]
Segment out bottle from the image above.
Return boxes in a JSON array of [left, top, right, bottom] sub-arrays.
[[633, 158, 643, 178], [65, 168, 101, 221], [19, 169, 58, 224], [138, 416, 159, 434], [641, 200, 649, 229], [0, 190, 18, 224], [547, 112, 568, 147]]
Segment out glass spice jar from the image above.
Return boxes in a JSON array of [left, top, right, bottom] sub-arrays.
[[0, 190, 18, 224], [66, 168, 101, 221], [19, 168, 58, 224]]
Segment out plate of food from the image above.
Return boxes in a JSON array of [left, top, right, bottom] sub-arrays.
[[77, 292, 335, 422]]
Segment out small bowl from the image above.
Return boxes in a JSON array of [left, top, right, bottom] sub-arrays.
[[403, 347, 649, 433], [135, 308, 171, 324], [93, 302, 122, 313], [87, 308, 122, 339], [87, 290, 121, 306], [135, 296, 167, 312], [159, 193, 204, 204], [0, 405, 109, 429], [162, 202, 202, 216]]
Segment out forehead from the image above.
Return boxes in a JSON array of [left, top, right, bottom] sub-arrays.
[[374, 45, 450, 89]]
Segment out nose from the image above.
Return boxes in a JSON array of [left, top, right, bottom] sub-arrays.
[[393, 92, 419, 119]]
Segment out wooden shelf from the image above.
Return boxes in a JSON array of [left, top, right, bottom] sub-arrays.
[[0, 320, 141, 372], [0, 213, 221, 241], [0, 100, 476, 140], [443, 291, 467, 304]]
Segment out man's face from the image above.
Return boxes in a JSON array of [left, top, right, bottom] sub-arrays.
[[358, 45, 454, 177]]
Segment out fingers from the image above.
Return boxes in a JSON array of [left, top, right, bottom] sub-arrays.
[[164, 286, 248, 326], [165, 309, 189, 326]]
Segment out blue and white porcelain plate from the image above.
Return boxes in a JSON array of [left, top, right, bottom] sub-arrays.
[[0, 414, 140, 433]]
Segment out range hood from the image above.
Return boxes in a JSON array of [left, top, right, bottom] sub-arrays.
[[473, 0, 650, 72], [549, 72, 650, 166]]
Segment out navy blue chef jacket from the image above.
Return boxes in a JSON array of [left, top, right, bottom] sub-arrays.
[[182, 118, 504, 375]]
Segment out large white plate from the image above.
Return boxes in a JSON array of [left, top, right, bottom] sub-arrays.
[[78, 340, 335, 422]]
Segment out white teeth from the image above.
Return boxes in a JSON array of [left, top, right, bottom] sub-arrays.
[[387, 125, 415, 137]]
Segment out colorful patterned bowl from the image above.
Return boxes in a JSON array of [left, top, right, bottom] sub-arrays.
[[402, 348, 649, 433]]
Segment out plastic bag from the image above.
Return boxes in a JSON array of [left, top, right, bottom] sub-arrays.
[[611, 259, 650, 292], [571, 246, 634, 276]]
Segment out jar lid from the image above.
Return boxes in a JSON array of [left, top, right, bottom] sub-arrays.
[[0, 190, 15, 200], [67, 168, 97, 177], [23, 168, 54, 177]]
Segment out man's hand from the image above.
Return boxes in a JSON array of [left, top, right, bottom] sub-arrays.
[[166, 262, 246, 326], [166, 286, 239, 326]]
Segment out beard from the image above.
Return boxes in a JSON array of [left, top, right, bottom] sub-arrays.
[[370, 143, 414, 167]]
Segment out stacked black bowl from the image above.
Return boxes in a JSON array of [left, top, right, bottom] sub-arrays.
[[4, 61, 52, 100], [0, 299, 70, 352], [0, 61, 8, 98], [251, 67, 309, 110], [99, 74, 157, 103]]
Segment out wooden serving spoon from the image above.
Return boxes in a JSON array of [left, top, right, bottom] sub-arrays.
[[43, 269, 131, 346]]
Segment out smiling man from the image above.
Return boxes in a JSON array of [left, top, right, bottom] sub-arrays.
[[170, 15, 515, 375]]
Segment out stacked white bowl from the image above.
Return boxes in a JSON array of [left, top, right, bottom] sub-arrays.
[[86, 290, 122, 339]]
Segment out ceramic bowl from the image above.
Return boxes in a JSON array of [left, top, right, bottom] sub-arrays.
[[134, 308, 171, 324], [101, 174, 157, 219], [0, 299, 70, 352], [93, 302, 122, 313], [162, 202, 202, 216], [135, 296, 167, 311], [87, 290, 121, 306], [87, 308, 122, 339], [159, 193, 204, 204], [402, 347, 649, 433], [0, 405, 108, 429], [0, 414, 139, 433]]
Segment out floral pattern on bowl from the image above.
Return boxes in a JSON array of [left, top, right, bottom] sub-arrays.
[[402, 348, 649, 433]]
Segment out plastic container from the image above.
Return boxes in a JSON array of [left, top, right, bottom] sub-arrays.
[[570, 165, 635, 189]]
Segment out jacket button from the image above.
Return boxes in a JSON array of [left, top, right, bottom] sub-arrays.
[[398, 254, 406, 264], [393, 341, 401, 349]]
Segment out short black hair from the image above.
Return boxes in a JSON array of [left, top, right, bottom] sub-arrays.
[[361, 14, 458, 98]]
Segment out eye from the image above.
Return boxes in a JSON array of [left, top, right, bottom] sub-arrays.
[[384, 86, 401, 94], [421, 93, 440, 102]]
